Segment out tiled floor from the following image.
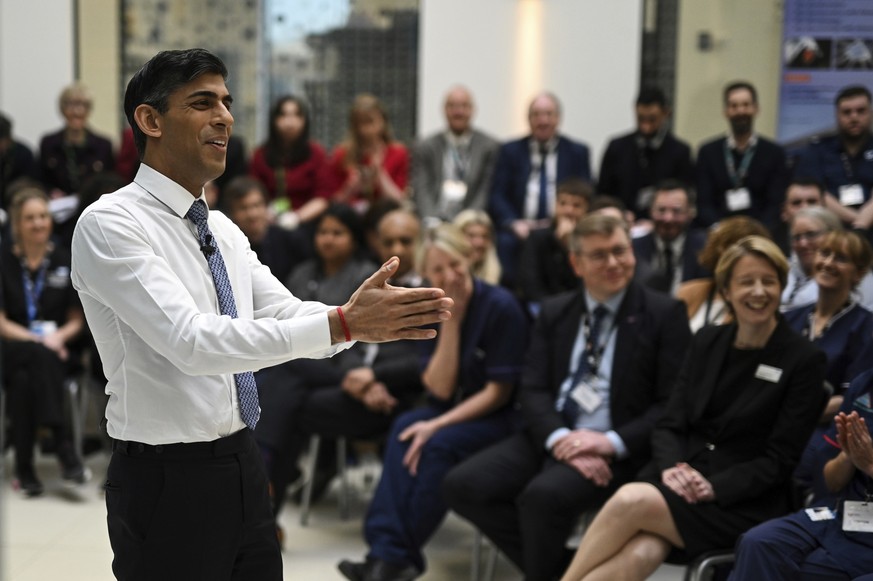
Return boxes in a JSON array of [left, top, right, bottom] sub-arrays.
[[0, 450, 687, 581]]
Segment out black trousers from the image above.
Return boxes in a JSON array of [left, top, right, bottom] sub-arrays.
[[105, 429, 281, 581], [442, 432, 638, 581]]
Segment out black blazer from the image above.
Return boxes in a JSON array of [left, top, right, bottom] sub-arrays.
[[598, 131, 695, 217], [695, 136, 788, 228], [651, 318, 826, 518], [632, 229, 710, 290], [519, 281, 691, 465]]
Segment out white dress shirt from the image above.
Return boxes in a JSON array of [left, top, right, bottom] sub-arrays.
[[72, 164, 349, 444]]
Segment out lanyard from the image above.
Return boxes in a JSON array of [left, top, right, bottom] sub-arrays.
[[21, 257, 50, 324], [840, 152, 856, 182], [449, 144, 469, 181], [723, 140, 757, 189]]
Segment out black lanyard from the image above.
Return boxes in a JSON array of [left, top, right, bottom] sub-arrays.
[[723, 140, 757, 189]]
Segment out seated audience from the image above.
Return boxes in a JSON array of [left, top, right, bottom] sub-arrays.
[[729, 370, 873, 580], [793, 85, 873, 230], [632, 180, 709, 294], [784, 230, 873, 499], [223, 176, 312, 283], [519, 178, 591, 309], [323, 94, 409, 211], [695, 81, 788, 228], [677, 216, 770, 332], [489, 92, 591, 287], [411, 86, 499, 223], [452, 209, 502, 286], [444, 214, 690, 581], [770, 178, 825, 256], [598, 87, 694, 219], [249, 95, 329, 230], [560, 235, 826, 581], [782, 207, 843, 310], [38, 82, 115, 245], [1, 188, 88, 496], [256, 209, 424, 532], [0, 112, 37, 210], [338, 223, 528, 581]]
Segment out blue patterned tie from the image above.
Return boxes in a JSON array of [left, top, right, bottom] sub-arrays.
[[186, 199, 260, 429], [560, 305, 608, 426]]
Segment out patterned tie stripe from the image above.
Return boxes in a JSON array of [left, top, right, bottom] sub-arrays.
[[186, 199, 260, 429]]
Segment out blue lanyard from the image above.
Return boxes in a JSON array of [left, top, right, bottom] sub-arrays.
[[723, 140, 757, 189], [21, 257, 49, 324]]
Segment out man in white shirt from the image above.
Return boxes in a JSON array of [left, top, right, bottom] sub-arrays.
[[71, 48, 451, 581]]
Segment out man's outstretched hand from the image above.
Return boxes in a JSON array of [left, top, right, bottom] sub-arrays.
[[328, 257, 453, 344]]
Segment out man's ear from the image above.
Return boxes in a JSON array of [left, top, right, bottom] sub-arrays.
[[133, 104, 162, 139]]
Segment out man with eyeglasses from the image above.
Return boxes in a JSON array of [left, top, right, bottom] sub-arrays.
[[632, 180, 709, 294], [443, 214, 690, 581], [770, 178, 825, 256]]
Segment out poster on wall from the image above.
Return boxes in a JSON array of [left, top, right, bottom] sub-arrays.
[[778, 0, 873, 147]]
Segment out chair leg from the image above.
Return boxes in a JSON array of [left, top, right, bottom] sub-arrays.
[[337, 436, 349, 519], [299, 434, 322, 527], [65, 378, 83, 458], [470, 530, 499, 581]]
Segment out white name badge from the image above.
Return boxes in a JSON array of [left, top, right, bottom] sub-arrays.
[[805, 506, 836, 521], [843, 500, 873, 533], [726, 188, 752, 212], [29, 320, 58, 337], [441, 179, 467, 203], [755, 364, 783, 383], [571, 380, 602, 414], [839, 184, 865, 207]]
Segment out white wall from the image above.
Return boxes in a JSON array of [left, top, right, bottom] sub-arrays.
[[419, 0, 643, 176], [0, 0, 75, 150]]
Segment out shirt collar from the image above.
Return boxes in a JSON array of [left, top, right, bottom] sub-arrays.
[[445, 130, 473, 148], [530, 136, 559, 155], [636, 126, 668, 150], [133, 163, 206, 219], [655, 232, 686, 255], [726, 132, 759, 151], [584, 288, 626, 316]]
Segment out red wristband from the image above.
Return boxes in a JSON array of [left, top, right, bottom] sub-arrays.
[[336, 306, 352, 342]]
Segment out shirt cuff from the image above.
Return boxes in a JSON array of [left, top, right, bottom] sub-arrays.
[[546, 427, 571, 452], [606, 430, 628, 460]]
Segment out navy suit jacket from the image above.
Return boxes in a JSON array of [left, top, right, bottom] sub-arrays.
[[489, 135, 591, 229], [632, 228, 710, 289], [519, 281, 691, 465]]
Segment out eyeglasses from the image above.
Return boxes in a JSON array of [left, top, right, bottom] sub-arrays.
[[579, 245, 631, 264], [791, 230, 823, 243], [817, 247, 852, 265]]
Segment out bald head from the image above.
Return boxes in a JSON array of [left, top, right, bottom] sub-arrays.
[[377, 209, 422, 278], [444, 86, 474, 135], [529, 92, 561, 143]]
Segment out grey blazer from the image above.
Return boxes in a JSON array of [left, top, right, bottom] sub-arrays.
[[411, 128, 499, 220]]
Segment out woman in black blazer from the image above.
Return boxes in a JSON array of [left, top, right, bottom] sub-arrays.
[[560, 235, 827, 581]]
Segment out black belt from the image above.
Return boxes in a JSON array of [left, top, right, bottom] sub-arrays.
[[111, 428, 251, 458]]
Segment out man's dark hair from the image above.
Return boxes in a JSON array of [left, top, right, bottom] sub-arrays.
[[636, 87, 668, 109], [653, 178, 696, 208], [723, 81, 758, 105], [0, 112, 11, 141], [835, 85, 872, 107], [556, 178, 594, 204], [124, 48, 228, 159], [590, 194, 628, 214], [223, 176, 268, 210], [787, 176, 825, 197]]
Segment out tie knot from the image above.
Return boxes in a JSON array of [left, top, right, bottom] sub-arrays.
[[593, 305, 608, 322], [186, 199, 208, 225]]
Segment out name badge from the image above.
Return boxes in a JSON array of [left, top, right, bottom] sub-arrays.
[[839, 184, 865, 207], [441, 179, 467, 203], [805, 506, 836, 521], [843, 500, 873, 533], [571, 380, 602, 414], [726, 188, 751, 212], [29, 320, 58, 337], [755, 364, 783, 383], [46, 266, 71, 288], [636, 186, 655, 211]]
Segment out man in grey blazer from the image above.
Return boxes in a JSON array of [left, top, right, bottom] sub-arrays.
[[411, 86, 499, 223]]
